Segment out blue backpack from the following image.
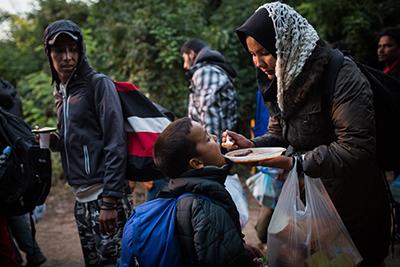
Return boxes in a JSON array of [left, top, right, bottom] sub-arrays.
[[118, 193, 202, 267]]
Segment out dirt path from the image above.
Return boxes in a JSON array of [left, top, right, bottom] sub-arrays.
[[35, 180, 399, 266], [35, 183, 84, 267], [35, 181, 261, 267]]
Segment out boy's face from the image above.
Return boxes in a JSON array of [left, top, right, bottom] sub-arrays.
[[189, 122, 226, 168]]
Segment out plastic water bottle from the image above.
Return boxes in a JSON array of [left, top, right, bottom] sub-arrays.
[[0, 146, 12, 178], [2, 146, 12, 157]]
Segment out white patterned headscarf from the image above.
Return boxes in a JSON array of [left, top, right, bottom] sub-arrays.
[[257, 2, 319, 110]]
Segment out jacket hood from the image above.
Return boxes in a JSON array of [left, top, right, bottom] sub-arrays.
[[43, 19, 88, 84], [160, 164, 242, 233], [192, 47, 237, 79], [178, 164, 231, 182]]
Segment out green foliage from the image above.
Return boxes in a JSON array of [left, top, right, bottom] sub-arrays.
[[292, 0, 400, 65], [1, 0, 400, 183], [87, 0, 206, 118], [88, 0, 265, 132], [16, 69, 64, 181], [17, 71, 56, 128]]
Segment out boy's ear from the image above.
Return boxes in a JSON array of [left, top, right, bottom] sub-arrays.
[[189, 158, 204, 169]]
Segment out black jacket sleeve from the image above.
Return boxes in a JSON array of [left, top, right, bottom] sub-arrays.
[[93, 76, 127, 198]]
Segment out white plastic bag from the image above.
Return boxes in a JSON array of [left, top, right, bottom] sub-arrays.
[[246, 167, 282, 208], [225, 174, 249, 228], [267, 162, 362, 267], [31, 204, 47, 223]]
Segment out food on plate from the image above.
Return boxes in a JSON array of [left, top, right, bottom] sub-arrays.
[[230, 149, 253, 157], [221, 134, 234, 148], [224, 147, 286, 163], [229, 149, 270, 158]]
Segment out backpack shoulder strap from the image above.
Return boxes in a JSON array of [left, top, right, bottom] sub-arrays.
[[324, 49, 345, 106], [176, 192, 211, 202]]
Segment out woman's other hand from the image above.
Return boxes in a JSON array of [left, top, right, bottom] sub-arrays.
[[258, 155, 293, 170]]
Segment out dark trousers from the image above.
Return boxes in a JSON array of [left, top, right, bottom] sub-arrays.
[[0, 216, 18, 267], [8, 213, 45, 265]]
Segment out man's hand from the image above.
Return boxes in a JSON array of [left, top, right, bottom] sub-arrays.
[[221, 130, 255, 151], [49, 132, 60, 146], [99, 197, 118, 235]]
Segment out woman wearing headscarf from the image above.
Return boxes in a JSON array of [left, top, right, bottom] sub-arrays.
[[224, 2, 391, 266]]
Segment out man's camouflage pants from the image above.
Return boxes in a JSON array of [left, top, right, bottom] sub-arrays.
[[74, 196, 131, 267]]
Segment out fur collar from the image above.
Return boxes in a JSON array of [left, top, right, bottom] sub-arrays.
[[281, 43, 331, 119]]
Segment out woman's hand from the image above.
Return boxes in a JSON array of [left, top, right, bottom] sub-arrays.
[[221, 130, 255, 151], [257, 155, 293, 170]]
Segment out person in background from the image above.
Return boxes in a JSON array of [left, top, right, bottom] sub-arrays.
[[377, 26, 400, 81], [43, 20, 131, 266], [0, 79, 46, 267], [378, 25, 400, 242], [180, 38, 237, 141], [180, 39, 251, 228], [0, 153, 18, 267], [224, 2, 391, 266], [0, 217, 18, 267]]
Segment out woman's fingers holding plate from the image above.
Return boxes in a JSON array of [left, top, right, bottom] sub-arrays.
[[258, 155, 293, 170]]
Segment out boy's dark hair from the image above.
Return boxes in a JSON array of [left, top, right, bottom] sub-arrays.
[[379, 26, 400, 44], [154, 117, 198, 178], [180, 38, 207, 55]]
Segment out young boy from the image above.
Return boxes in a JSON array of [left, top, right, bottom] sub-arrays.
[[151, 117, 261, 267]]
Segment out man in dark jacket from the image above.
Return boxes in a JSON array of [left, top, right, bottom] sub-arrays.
[[43, 20, 130, 266]]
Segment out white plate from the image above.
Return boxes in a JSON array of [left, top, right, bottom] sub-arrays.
[[32, 127, 57, 133], [224, 147, 286, 163]]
